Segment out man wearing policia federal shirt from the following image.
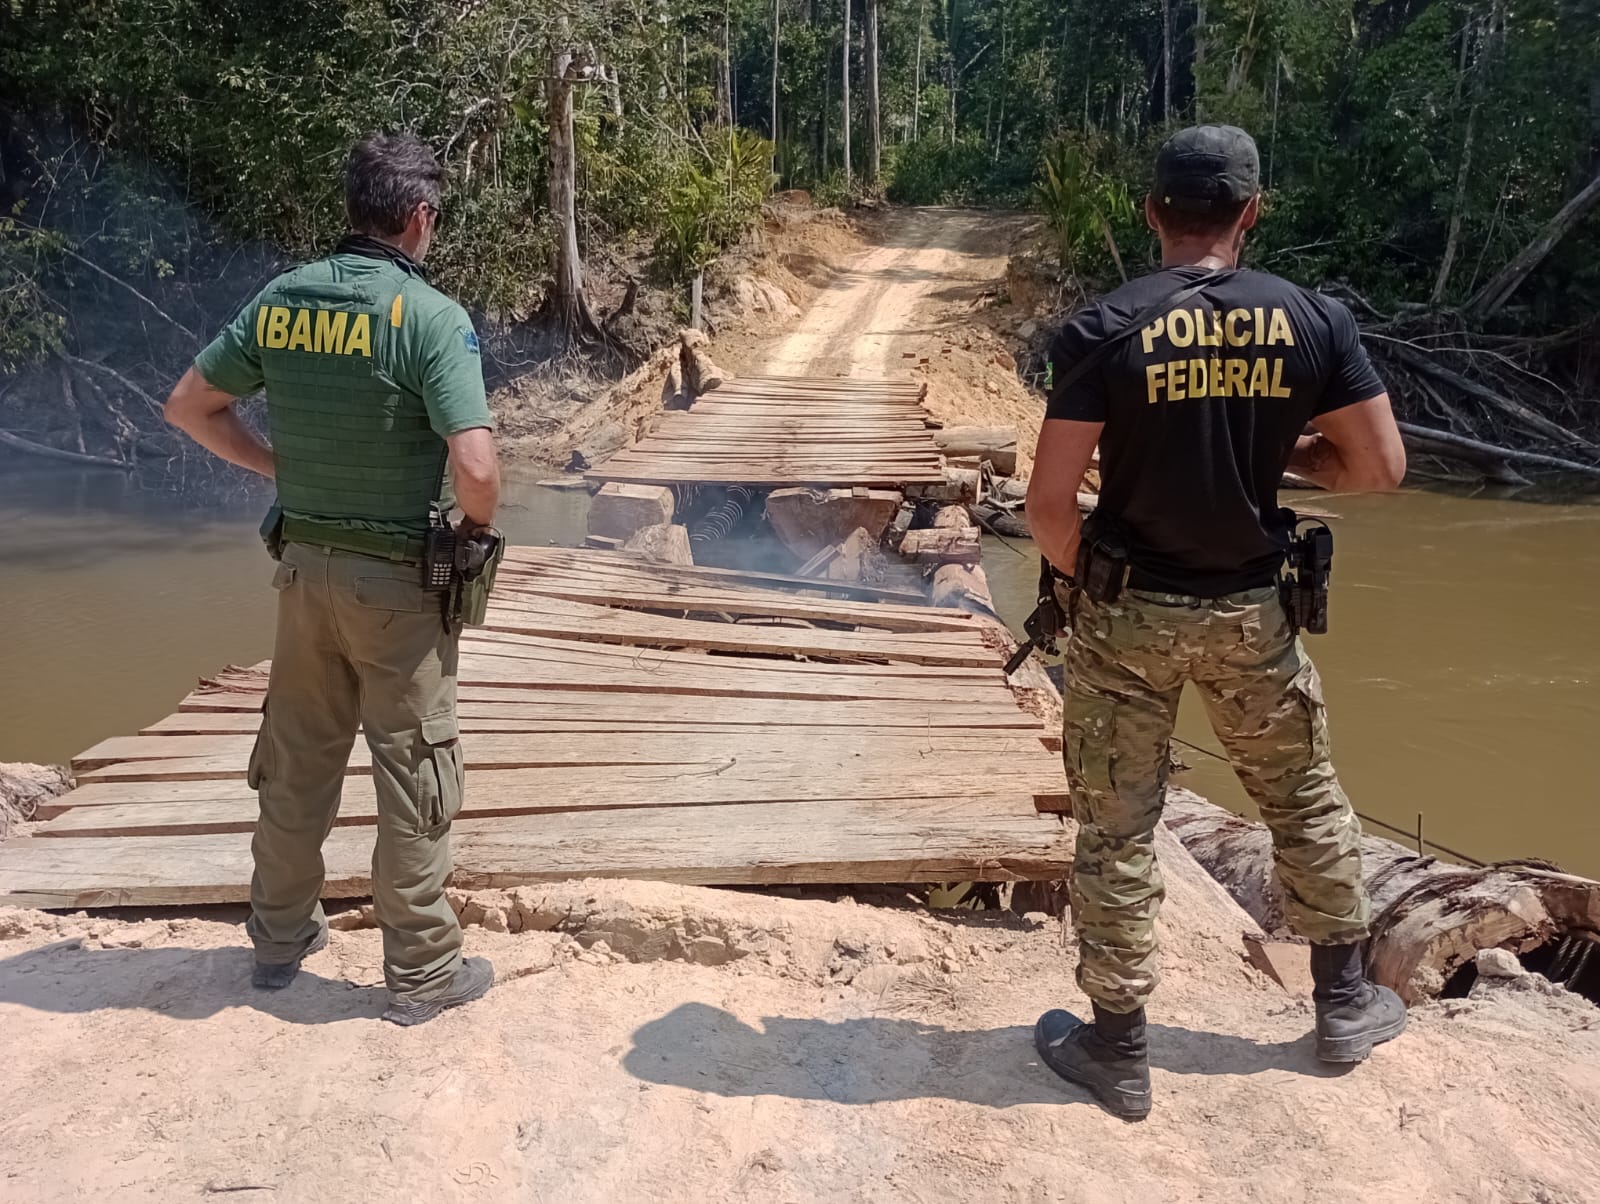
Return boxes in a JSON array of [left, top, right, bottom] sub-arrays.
[[1026, 125, 1410, 1119]]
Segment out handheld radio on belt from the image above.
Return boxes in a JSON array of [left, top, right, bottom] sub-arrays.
[[1004, 269, 1235, 677], [424, 505, 507, 631]]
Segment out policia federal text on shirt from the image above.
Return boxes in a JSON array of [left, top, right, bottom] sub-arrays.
[[163, 133, 501, 1027], [1024, 124, 1410, 1120]]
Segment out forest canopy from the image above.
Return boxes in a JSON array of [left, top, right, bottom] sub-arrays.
[[1, 0, 1598, 475]]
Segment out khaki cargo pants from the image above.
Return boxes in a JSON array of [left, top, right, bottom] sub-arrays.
[[246, 540, 465, 1001], [1062, 586, 1371, 1014]]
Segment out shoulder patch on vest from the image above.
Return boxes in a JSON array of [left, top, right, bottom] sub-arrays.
[[461, 328, 480, 354]]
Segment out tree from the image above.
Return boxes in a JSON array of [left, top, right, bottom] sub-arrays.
[[866, 0, 882, 184], [547, 42, 602, 339], [841, 0, 853, 188], [771, 0, 781, 174]]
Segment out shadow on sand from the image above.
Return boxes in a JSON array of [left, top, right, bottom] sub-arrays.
[[622, 1001, 1349, 1110], [0, 939, 384, 1025]]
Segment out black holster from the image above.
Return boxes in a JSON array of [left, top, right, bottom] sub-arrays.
[[1075, 511, 1133, 604], [1278, 508, 1333, 634]]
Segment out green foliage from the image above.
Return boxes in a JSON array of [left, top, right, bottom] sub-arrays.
[[1, 0, 1596, 336], [654, 129, 776, 282], [1035, 141, 1136, 282], [885, 137, 1031, 206], [0, 215, 66, 371]]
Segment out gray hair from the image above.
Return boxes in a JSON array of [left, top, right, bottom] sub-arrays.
[[344, 133, 446, 236]]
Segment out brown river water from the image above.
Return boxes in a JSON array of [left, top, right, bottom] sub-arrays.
[[2, 465, 1597, 877]]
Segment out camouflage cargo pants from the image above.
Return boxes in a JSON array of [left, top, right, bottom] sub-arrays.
[[246, 541, 466, 1001], [1062, 585, 1371, 1014]]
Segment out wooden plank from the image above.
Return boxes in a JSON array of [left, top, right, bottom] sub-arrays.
[[179, 671, 1027, 709], [72, 729, 1059, 776], [478, 596, 999, 666], [38, 767, 1068, 836], [149, 697, 1043, 735], [0, 797, 1072, 907], [450, 631, 1001, 679], [490, 579, 977, 633]]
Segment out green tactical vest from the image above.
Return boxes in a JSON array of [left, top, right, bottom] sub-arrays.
[[255, 264, 450, 545]]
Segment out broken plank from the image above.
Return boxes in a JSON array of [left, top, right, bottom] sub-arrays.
[[479, 595, 999, 667]]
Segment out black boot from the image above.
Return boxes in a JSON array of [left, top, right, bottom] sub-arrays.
[[252, 925, 329, 990], [1034, 1002, 1152, 1120], [1311, 942, 1408, 1063]]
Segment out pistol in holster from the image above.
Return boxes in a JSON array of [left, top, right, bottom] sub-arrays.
[[423, 507, 507, 632], [1074, 510, 1133, 605], [260, 501, 286, 561], [1278, 508, 1332, 635]]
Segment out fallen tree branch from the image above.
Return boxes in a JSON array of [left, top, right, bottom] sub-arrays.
[[0, 427, 131, 469], [42, 238, 202, 344], [1399, 424, 1529, 486], [1467, 167, 1600, 322], [1396, 421, 1600, 480], [1375, 338, 1597, 452], [62, 354, 167, 418]]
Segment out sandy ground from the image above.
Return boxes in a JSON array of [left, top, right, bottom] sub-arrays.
[[4, 209, 1599, 1202], [3, 867, 1597, 1203]]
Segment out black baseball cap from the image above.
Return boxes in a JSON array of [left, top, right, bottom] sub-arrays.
[[1154, 125, 1260, 211]]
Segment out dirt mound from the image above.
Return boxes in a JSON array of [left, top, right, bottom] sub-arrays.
[[0, 762, 71, 841]]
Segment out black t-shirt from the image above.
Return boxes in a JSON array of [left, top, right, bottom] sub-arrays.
[[1045, 265, 1384, 595]]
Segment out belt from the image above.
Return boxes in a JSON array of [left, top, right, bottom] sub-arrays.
[[282, 517, 427, 564]]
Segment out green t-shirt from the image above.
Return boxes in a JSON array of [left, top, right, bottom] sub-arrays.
[[194, 252, 492, 437]]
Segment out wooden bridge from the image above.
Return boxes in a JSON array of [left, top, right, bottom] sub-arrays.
[[0, 375, 1071, 909]]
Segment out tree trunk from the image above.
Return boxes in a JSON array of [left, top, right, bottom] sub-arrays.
[[1164, 790, 1600, 1005], [1432, 100, 1478, 304], [1466, 166, 1600, 320], [547, 45, 602, 340], [1433, 12, 1485, 305], [913, 0, 925, 141], [947, 59, 957, 145], [722, 0, 735, 127], [841, 0, 852, 189], [946, 0, 957, 145], [865, 0, 881, 185], [992, 0, 1006, 161], [898, 524, 981, 565], [771, 0, 781, 162], [820, 40, 831, 175], [766, 487, 902, 559], [1161, 0, 1173, 122], [930, 425, 1018, 475]]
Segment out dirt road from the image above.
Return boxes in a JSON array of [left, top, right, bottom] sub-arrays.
[[759, 208, 1015, 377], [725, 206, 1047, 476]]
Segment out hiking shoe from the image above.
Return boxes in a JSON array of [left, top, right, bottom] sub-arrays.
[[1035, 1007, 1153, 1120], [252, 925, 330, 991], [382, 957, 495, 1027], [1315, 981, 1408, 1063]]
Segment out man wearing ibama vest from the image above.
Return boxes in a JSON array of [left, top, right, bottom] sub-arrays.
[[165, 133, 498, 1026]]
